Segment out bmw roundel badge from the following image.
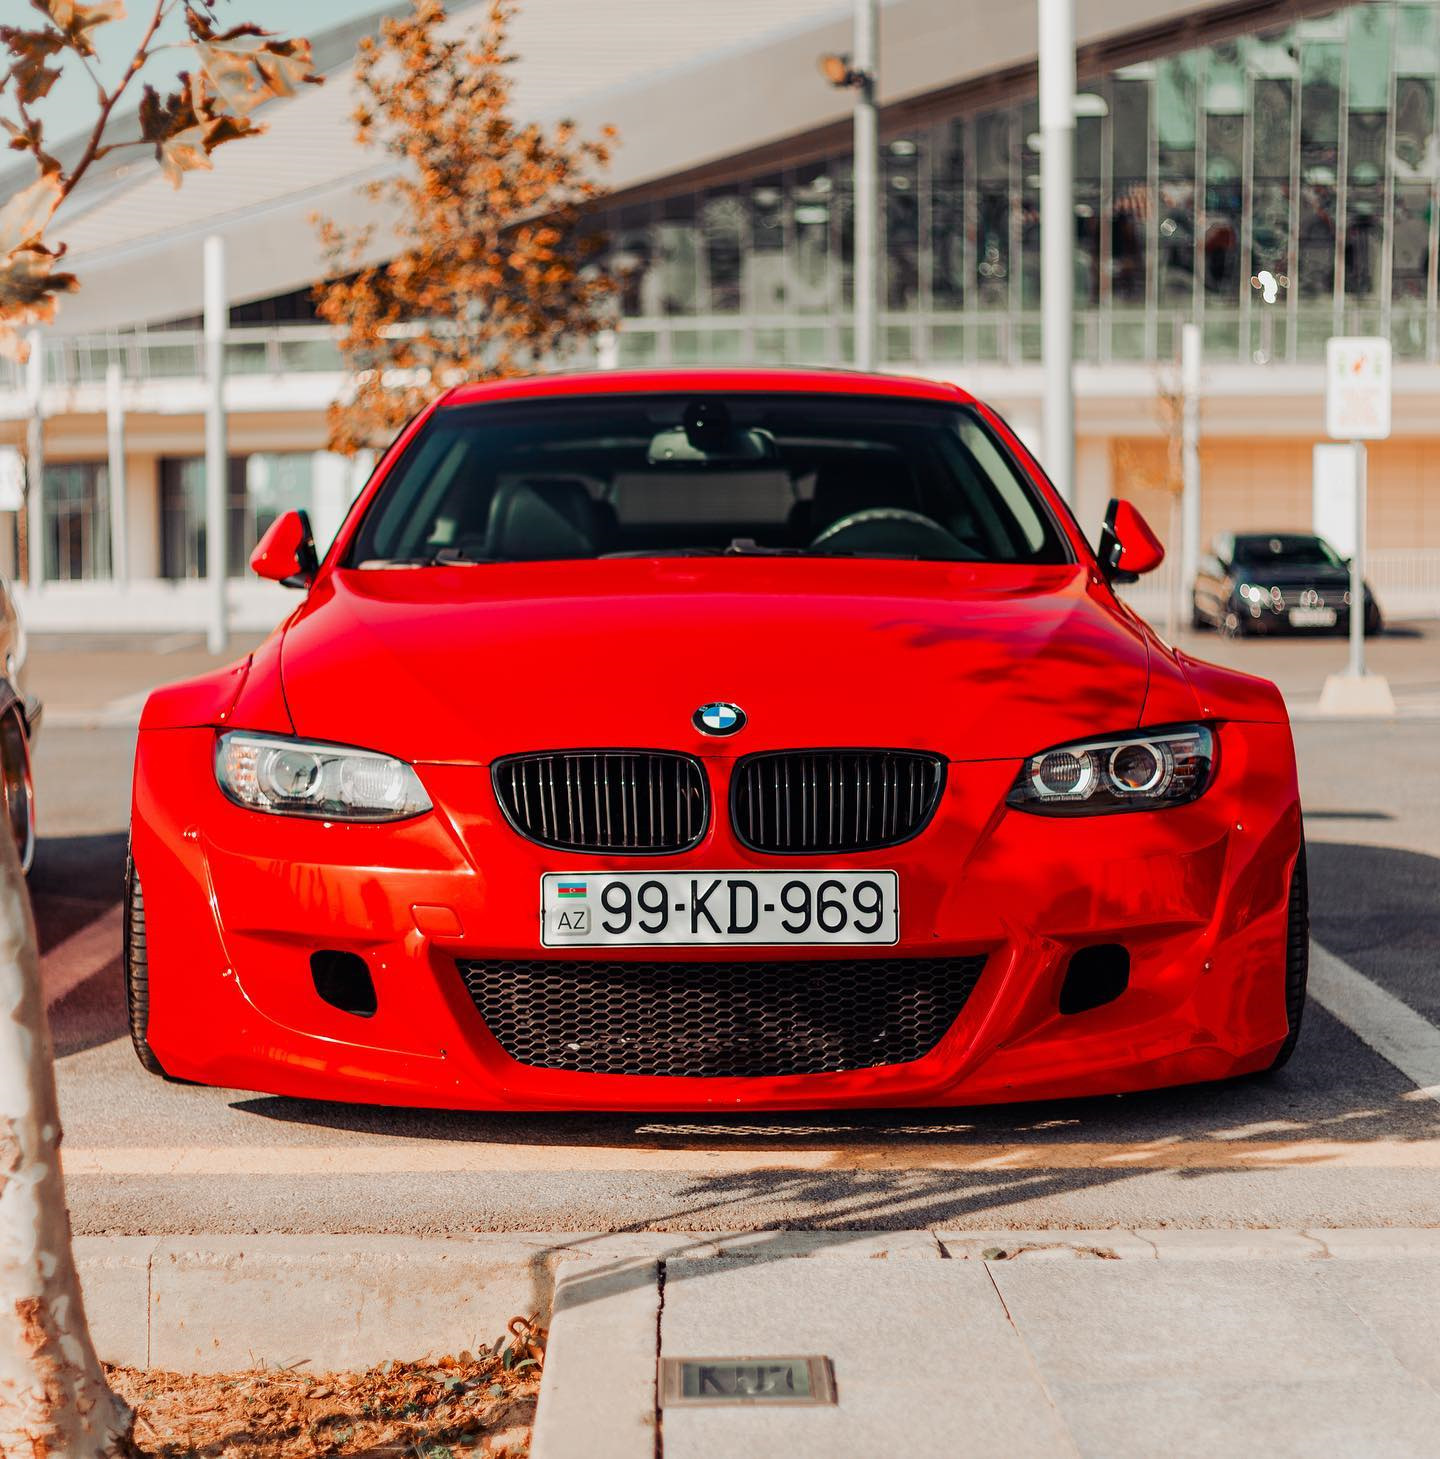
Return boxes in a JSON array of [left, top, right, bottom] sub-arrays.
[[694, 702, 746, 736]]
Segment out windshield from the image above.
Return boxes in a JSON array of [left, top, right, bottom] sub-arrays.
[[347, 393, 1071, 567], [1232, 534, 1346, 569]]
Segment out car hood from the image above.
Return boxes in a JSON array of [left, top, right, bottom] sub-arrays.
[[276, 559, 1181, 764], [1233, 563, 1351, 588]]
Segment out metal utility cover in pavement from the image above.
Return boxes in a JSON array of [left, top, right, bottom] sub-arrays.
[[660, 1356, 837, 1407]]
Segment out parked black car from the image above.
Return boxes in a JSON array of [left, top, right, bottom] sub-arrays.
[[1192, 531, 1384, 638]]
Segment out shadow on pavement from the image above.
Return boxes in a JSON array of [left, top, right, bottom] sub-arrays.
[[30, 831, 128, 943], [31, 829, 129, 896]]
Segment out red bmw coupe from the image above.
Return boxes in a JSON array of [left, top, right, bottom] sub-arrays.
[[126, 369, 1307, 1109]]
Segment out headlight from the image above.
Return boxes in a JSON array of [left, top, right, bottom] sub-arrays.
[[215, 731, 432, 821], [1006, 725, 1215, 816], [1239, 583, 1261, 602]]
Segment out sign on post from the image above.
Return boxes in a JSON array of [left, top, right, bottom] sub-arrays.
[[1325, 337, 1391, 440], [1318, 337, 1394, 715]]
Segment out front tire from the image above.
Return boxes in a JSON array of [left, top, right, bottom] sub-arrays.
[[124, 855, 171, 1077], [1265, 841, 1309, 1072]]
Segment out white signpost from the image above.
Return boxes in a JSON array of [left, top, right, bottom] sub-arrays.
[[1312, 444, 1357, 556], [0, 448, 23, 514], [1318, 338, 1394, 717]]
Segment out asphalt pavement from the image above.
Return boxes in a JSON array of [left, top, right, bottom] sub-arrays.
[[30, 624, 1440, 1237]]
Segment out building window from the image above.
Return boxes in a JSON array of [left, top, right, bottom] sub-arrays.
[[44, 462, 111, 582], [160, 453, 315, 580], [588, 0, 1440, 367]]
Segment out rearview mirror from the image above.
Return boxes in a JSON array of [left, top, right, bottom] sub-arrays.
[[251, 509, 318, 587], [1096, 498, 1165, 582]]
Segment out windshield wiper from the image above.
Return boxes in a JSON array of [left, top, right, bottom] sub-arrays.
[[599, 543, 809, 559], [722, 538, 808, 556], [354, 549, 496, 568]]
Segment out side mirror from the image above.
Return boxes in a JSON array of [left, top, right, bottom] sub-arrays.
[[251, 509, 318, 588], [1096, 498, 1165, 583]]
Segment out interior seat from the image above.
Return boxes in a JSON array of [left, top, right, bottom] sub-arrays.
[[485, 479, 604, 561]]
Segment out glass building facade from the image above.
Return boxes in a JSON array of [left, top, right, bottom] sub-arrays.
[[593, 2, 1440, 369]]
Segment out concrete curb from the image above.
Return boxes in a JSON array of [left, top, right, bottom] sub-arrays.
[[76, 1229, 1440, 1375], [531, 1259, 662, 1459]]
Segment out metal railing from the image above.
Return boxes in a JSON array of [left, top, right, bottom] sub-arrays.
[[0, 325, 346, 393], [607, 304, 1438, 371], [8, 300, 1439, 395]]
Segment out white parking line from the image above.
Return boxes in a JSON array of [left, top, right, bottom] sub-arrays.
[[41, 904, 123, 1008], [1309, 939, 1440, 1105]]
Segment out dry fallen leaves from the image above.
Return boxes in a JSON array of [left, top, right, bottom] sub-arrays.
[[107, 1340, 544, 1458]]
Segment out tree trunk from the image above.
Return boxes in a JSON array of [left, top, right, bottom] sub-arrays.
[[0, 828, 136, 1457]]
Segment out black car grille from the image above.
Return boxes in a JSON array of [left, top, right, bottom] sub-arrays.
[[458, 955, 987, 1078], [493, 752, 708, 853], [732, 750, 945, 854]]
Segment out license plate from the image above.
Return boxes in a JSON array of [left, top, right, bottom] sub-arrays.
[[541, 871, 898, 947], [1289, 607, 1337, 627]]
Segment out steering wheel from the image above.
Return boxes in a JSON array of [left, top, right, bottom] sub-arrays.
[[809, 508, 981, 562]]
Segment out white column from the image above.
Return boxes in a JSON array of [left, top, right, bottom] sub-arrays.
[[311, 452, 350, 554], [1180, 322, 1201, 629], [204, 236, 228, 655], [24, 332, 44, 591], [1348, 441, 1367, 680], [105, 364, 128, 585], [852, 0, 879, 372], [1039, 0, 1075, 503]]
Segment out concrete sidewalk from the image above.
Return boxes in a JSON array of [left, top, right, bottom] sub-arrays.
[[73, 1229, 1440, 1453], [533, 1232, 1440, 1459]]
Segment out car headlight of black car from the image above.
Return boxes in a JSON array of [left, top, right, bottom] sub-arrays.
[[1006, 725, 1215, 816], [215, 731, 431, 821]]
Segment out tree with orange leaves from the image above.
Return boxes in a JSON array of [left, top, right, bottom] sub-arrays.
[[0, 1, 318, 358], [314, 0, 617, 455]]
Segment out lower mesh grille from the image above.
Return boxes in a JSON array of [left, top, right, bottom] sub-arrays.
[[457, 955, 988, 1078]]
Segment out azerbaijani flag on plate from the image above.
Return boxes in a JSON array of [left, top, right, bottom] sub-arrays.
[[557, 882, 587, 898]]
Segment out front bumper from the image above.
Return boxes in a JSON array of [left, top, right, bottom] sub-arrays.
[[130, 721, 1302, 1110]]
